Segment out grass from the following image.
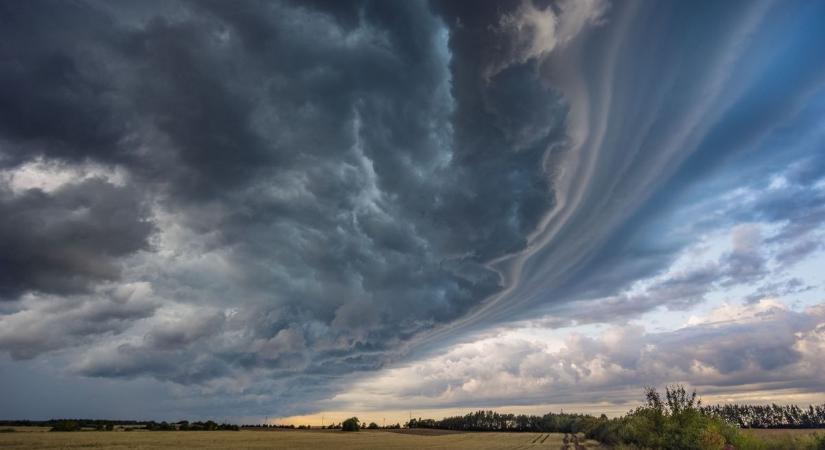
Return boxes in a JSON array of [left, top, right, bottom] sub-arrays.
[[0, 429, 603, 449], [735, 428, 825, 450], [743, 428, 825, 439]]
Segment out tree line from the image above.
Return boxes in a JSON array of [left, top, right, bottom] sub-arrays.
[[701, 403, 825, 429], [0, 419, 238, 432], [408, 410, 598, 433], [241, 419, 402, 431], [405, 386, 825, 450], [406, 393, 825, 434]]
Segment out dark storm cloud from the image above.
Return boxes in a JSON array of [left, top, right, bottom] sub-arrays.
[[0, 282, 157, 359], [3, 0, 825, 421], [0, 178, 154, 300], [0, 0, 572, 415], [0, 2, 125, 166]]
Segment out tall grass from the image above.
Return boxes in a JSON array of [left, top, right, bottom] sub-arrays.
[[731, 431, 825, 450]]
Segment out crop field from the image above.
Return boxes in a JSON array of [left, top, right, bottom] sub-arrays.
[[0, 429, 603, 449], [742, 428, 825, 439]]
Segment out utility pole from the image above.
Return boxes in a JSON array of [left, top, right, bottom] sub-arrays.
[[321, 416, 324, 428]]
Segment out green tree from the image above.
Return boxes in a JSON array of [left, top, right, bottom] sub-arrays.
[[342, 417, 360, 432], [50, 420, 80, 432]]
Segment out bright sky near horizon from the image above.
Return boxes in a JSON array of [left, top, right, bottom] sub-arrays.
[[2, 0, 825, 424]]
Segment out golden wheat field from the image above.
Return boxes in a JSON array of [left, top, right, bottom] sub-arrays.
[[0, 429, 603, 449]]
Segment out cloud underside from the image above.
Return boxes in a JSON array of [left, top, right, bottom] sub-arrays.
[[330, 300, 825, 411], [0, 0, 570, 411], [1, 0, 825, 419]]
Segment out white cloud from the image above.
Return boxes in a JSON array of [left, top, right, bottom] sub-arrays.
[[0, 158, 127, 194], [685, 298, 787, 326], [330, 298, 825, 412], [0, 283, 158, 360], [487, 0, 608, 77]]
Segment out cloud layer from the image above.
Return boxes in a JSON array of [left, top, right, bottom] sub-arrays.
[[1, 0, 825, 420], [331, 299, 825, 412], [0, 0, 580, 416]]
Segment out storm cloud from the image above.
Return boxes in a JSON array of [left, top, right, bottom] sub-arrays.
[[2, 0, 825, 421], [0, 0, 579, 415]]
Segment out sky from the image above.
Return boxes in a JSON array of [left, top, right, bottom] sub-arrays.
[[1, 0, 825, 425]]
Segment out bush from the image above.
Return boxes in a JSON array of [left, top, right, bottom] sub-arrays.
[[50, 420, 80, 432], [698, 426, 727, 450], [341, 417, 360, 432], [581, 385, 745, 450]]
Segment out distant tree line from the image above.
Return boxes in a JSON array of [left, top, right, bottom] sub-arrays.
[[407, 410, 598, 433], [339, 417, 399, 431], [0, 419, 237, 432], [145, 420, 239, 431], [701, 403, 825, 429], [1, 419, 143, 429], [241, 419, 401, 431], [405, 394, 825, 435], [405, 386, 825, 450]]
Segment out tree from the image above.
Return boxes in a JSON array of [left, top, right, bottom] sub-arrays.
[[367, 422, 379, 429], [342, 417, 360, 432], [50, 420, 80, 432]]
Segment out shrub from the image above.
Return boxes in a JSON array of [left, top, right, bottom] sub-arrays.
[[582, 385, 744, 450], [699, 427, 727, 450], [50, 420, 80, 432], [341, 417, 360, 432]]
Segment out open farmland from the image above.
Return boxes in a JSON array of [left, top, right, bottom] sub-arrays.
[[0, 429, 602, 450], [743, 428, 825, 439], [740, 428, 825, 448]]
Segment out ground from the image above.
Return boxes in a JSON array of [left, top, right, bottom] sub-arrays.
[[0, 428, 603, 449], [742, 428, 825, 439]]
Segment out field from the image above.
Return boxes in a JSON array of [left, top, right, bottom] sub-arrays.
[[0, 429, 602, 449], [742, 428, 825, 439], [0, 426, 52, 432], [740, 428, 825, 448]]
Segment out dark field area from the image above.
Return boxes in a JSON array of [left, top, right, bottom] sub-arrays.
[[0, 429, 602, 449]]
